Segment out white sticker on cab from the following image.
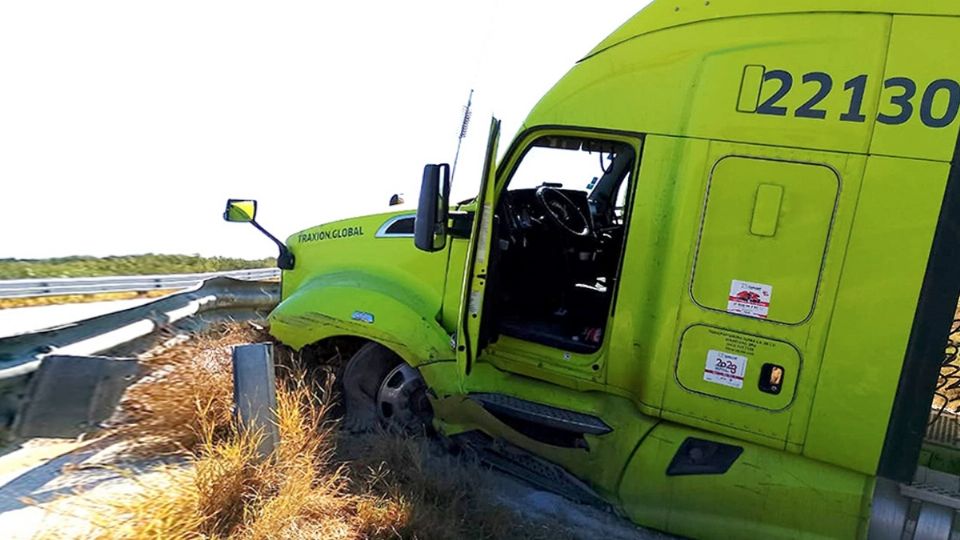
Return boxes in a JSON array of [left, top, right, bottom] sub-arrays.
[[727, 279, 772, 319], [704, 350, 747, 389]]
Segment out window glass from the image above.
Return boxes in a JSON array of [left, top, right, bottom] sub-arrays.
[[506, 136, 626, 195]]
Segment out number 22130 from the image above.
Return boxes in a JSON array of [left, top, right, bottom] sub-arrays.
[[742, 67, 960, 129]]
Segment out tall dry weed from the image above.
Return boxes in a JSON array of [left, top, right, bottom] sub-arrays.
[[83, 375, 392, 539], [112, 323, 263, 454]]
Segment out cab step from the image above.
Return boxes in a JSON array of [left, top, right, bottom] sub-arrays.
[[900, 482, 960, 510], [451, 430, 610, 509], [869, 468, 960, 540], [469, 393, 612, 435]]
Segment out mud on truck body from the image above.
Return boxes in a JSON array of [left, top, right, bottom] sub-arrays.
[[226, 1, 960, 537]]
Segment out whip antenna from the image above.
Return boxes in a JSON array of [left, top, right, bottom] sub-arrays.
[[450, 89, 474, 186]]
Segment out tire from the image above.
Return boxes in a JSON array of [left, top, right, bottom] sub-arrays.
[[341, 342, 431, 432]]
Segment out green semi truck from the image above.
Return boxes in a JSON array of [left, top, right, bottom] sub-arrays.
[[226, 1, 960, 537]]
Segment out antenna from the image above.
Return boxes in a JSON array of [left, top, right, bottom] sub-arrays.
[[450, 89, 473, 186]]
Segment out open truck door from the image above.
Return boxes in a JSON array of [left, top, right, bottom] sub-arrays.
[[456, 117, 500, 376]]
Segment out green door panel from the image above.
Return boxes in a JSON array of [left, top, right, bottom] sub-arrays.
[[803, 156, 950, 475], [675, 325, 799, 411], [269, 271, 454, 366], [457, 118, 501, 376], [606, 135, 713, 411], [692, 156, 839, 324], [664, 141, 866, 451]]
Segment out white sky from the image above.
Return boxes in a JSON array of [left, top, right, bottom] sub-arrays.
[[0, 1, 646, 260]]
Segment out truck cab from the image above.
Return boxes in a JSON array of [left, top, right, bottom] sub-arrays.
[[238, 2, 960, 537]]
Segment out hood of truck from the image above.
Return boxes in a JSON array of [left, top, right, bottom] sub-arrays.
[[279, 210, 416, 298], [270, 207, 463, 356]]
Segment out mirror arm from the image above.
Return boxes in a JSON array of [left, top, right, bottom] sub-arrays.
[[249, 220, 295, 270]]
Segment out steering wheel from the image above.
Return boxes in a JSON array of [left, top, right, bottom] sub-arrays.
[[535, 186, 592, 238]]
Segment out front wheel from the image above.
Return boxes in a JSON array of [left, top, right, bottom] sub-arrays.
[[341, 342, 432, 432]]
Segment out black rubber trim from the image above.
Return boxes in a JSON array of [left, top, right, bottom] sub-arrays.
[[878, 130, 960, 482], [666, 437, 743, 476]]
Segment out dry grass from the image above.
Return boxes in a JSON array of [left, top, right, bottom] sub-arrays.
[[80, 378, 388, 540], [110, 323, 260, 455], [0, 290, 173, 310], [46, 323, 557, 540]]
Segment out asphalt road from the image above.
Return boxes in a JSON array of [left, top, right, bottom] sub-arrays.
[[0, 299, 155, 339]]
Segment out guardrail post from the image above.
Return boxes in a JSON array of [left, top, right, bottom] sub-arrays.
[[232, 343, 279, 457]]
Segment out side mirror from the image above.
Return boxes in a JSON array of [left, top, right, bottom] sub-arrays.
[[415, 164, 450, 252], [224, 199, 257, 222], [222, 198, 295, 270]]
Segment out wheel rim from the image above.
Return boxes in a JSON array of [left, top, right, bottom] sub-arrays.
[[375, 363, 430, 430]]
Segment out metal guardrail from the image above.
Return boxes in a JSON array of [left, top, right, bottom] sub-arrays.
[[0, 276, 280, 436], [0, 268, 280, 299]]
